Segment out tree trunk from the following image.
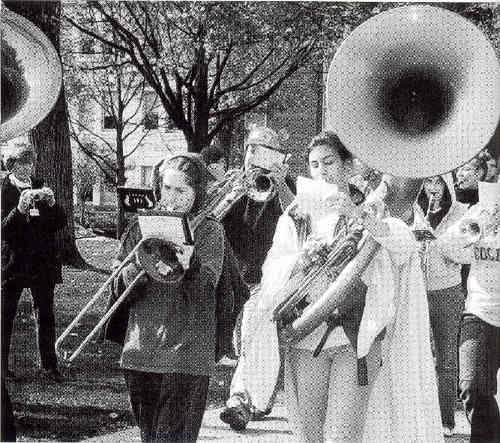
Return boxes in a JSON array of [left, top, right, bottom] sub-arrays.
[[6, 0, 82, 264], [214, 118, 233, 164], [115, 135, 126, 239]]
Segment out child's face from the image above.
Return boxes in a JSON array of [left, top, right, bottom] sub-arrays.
[[159, 169, 196, 213]]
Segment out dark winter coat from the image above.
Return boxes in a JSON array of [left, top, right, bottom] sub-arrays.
[[1, 174, 66, 286]]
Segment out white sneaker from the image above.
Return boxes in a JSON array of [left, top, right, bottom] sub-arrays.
[[443, 426, 454, 437]]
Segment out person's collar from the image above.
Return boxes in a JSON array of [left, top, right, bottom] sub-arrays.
[[9, 173, 32, 190]]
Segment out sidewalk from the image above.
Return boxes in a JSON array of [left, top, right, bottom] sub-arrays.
[[85, 403, 471, 442]]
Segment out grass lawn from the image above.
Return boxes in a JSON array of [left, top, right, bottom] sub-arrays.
[[7, 236, 235, 441]]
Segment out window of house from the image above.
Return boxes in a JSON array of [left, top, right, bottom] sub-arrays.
[[140, 165, 153, 186], [102, 114, 116, 130]]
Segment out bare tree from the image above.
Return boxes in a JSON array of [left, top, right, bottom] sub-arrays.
[[65, 2, 324, 152], [63, 29, 163, 237]]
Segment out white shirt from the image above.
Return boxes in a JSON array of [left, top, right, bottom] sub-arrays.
[[466, 236, 500, 326]]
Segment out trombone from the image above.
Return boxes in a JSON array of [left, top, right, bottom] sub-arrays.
[[55, 236, 185, 364]]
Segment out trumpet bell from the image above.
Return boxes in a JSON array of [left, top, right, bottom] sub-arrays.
[[327, 5, 500, 178], [1, 7, 62, 142]]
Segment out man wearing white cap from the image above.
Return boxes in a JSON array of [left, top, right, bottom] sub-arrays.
[[220, 126, 295, 430], [438, 181, 500, 442]]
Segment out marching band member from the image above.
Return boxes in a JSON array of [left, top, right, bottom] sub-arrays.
[[219, 126, 295, 429], [412, 174, 468, 436], [437, 181, 500, 443], [221, 126, 295, 284], [110, 154, 226, 442], [278, 132, 383, 443]]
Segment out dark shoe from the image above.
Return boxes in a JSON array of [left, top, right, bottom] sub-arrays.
[[40, 368, 62, 383], [251, 407, 272, 421], [220, 405, 251, 431]]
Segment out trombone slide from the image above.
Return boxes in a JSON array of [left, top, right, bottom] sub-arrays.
[[61, 270, 146, 364], [55, 242, 141, 364]]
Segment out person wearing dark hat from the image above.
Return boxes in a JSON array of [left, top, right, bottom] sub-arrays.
[[200, 145, 228, 183], [219, 126, 295, 429], [1, 144, 66, 382]]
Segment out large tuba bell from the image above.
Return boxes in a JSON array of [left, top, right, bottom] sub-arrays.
[[1, 6, 62, 142], [291, 5, 500, 340], [327, 5, 499, 179]]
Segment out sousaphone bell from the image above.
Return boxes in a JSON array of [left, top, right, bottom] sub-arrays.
[[1, 6, 62, 142]]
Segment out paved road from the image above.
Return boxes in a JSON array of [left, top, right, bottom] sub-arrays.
[[85, 403, 471, 442]]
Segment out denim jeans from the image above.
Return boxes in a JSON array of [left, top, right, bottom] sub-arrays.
[[427, 284, 464, 428], [124, 370, 209, 442], [459, 314, 500, 443]]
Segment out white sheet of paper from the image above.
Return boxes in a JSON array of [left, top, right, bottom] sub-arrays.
[[295, 176, 339, 218], [251, 145, 287, 170], [138, 215, 189, 245]]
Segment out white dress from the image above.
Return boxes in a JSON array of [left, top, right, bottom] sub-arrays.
[[359, 217, 444, 443]]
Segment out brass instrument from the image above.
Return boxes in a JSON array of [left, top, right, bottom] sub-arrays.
[[202, 167, 276, 221], [1, 6, 62, 142], [272, 217, 363, 328], [290, 5, 500, 341], [55, 236, 185, 363]]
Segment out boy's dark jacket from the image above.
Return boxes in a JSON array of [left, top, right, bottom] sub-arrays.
[[103, 229, 250, 362], [1, 174, 66, 285]]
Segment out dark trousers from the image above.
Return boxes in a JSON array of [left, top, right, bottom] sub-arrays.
[[1, 279, 58, 372], [459, 314, 500, 443], [124, 369, 209, 443], [427, 285, 464, 428]]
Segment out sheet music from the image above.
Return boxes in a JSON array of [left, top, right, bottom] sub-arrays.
[[138, 213, 190, 245], [295, 176, 339, 219]]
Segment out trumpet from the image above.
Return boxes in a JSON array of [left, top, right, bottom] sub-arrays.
[[198, 167, 276, 222]]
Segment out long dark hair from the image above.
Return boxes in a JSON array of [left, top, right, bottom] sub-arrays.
[[152, 154, 208, 216]]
